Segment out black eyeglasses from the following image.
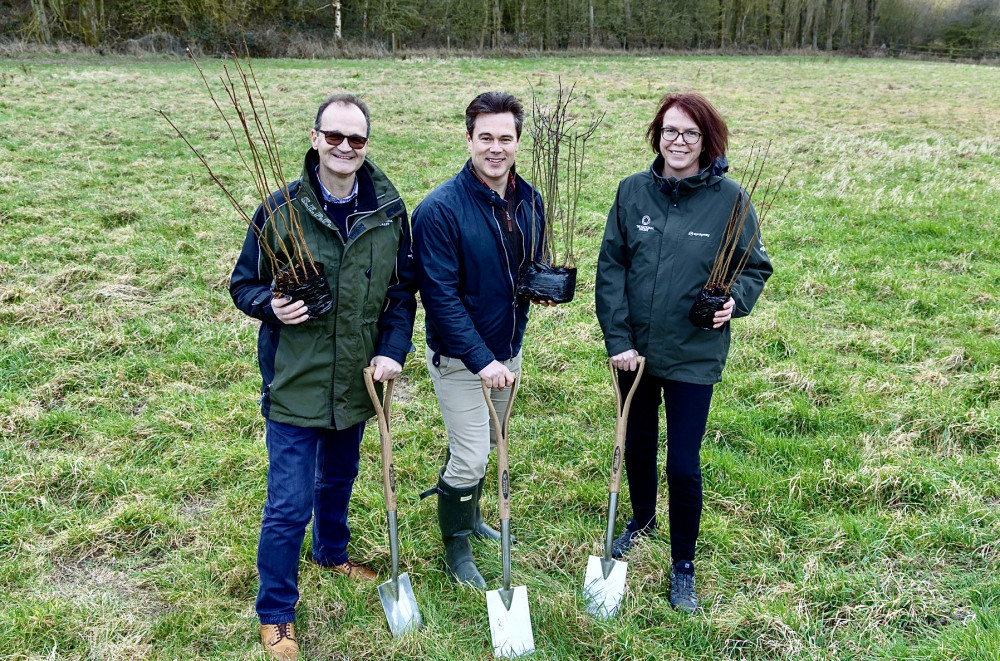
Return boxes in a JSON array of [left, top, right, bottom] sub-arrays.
[[317, 129, 368, 150], [661, 127, 702, 145]]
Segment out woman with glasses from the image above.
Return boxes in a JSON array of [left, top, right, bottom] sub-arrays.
[[595, 92, 772, 612]]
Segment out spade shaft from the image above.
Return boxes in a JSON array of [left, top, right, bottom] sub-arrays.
[[583, 356, 645, 618], [482, 377, 519, 596], [604, 356, 646, 558], [482, 376, 535, 658], [363, 367, 423, 637]]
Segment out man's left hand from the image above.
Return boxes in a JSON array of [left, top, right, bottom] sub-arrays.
[[530, 298, 557, 307], [370, 356, 402, 382], [712, 297, 735, 329]]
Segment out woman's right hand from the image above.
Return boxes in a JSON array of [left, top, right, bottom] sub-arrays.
[[610, 349, 639, 371]]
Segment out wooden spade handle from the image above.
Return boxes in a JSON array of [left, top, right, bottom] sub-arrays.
[[608, 356, 645, 495], [482, 374, 519, 521], [363, 366, 396, 513]]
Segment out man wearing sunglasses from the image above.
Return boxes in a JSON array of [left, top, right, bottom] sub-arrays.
[[412, 91, 554, 589], [230, 94, 416, 661]]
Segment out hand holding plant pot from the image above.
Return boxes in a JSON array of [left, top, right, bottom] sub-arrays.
[[271, 293, 310, 325], [518, 80, 604, 305], [271, 264, 336, 324], [272, 261, 334, 321]]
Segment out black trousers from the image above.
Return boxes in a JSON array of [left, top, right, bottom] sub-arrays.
[[617, 369, 714, 563]]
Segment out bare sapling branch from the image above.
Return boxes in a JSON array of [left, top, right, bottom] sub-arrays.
[[233, 37, 318, 275], [222, 57, 303, 276], [704, 141, 786, 294], [528, 78, 605, 269], [156, 108, 280, 270], [180, 49, 295, 272], [688, 141, 785, 329], [726, 165, 788, 291], [157, 42, 318, 291]]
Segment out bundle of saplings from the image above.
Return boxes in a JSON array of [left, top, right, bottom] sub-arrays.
[[519, 81, 604, 304], [159, 43, 332, 320], [688, 142, 786, 329]]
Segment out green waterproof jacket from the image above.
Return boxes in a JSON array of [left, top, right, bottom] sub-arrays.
[[230, 150, 416, 429], [595, 156, 773, 384]]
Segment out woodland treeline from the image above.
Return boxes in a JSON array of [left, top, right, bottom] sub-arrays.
[[5, 0, 999, 57]]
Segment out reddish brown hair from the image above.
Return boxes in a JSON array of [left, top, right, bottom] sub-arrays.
[[646, 93, 728, 170]]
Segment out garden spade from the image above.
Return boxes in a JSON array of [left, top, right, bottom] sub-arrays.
[[583, 356, 646, 619], [482, 376, 535, 658], [363, 367, 423, 637]]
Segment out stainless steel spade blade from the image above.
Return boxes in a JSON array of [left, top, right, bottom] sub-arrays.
[[583, 554, 628, 619]]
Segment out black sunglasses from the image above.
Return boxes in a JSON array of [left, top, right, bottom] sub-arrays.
[[317, 129, 368, 150]]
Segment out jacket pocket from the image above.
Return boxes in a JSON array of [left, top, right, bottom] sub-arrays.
[[362, 323, 376, 361], [363, 229, 398, 323]]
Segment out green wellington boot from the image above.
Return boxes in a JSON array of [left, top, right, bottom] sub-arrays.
[[437, 473, 487, 589]]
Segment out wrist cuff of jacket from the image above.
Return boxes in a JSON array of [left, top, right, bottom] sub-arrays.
[[606, 342, 634, 358], [463, 349, 496, 375], [375, 345, 409, 367]]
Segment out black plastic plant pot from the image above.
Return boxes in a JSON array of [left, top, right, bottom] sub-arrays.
[[273, 262, 333, 320], [688, 285, 728, 330], [516, 262, 577, 304]]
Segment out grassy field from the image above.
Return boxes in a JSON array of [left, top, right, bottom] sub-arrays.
[[1, 53, 999, 660]]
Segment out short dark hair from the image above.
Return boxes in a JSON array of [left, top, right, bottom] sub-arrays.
[[465, 91, 525, 138], [646, 93, 728, 170], [315, 94, 371, 136]]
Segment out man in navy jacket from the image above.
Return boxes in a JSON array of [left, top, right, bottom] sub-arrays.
[[412, 91, 550, 587]]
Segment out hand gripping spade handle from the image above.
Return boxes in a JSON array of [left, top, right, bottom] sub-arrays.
[[583, 356, 645, 619], [363, 367, 423, 637], [482, 375, 535, 658]]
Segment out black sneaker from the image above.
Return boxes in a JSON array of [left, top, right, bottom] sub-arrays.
[[610, 520, 653, 559], [669, 560, 698, 613]]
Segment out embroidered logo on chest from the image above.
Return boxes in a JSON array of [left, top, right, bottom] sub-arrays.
[[636, 215, 656, 232]]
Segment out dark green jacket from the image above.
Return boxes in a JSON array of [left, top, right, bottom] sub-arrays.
[[230, 150, 416, 428], [595, 156, 772, 384]]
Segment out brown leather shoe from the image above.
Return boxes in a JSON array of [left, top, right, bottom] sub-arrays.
[[260, 622, 298, 661], [331, 559, 377, 581]]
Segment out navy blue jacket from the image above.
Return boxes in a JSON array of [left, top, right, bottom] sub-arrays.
[[412, 162, 546, 374]]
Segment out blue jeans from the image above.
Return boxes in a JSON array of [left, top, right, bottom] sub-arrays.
[[256, 419, 365, 625]]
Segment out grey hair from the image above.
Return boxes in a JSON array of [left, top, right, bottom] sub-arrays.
[[315, 94, 371, 136]]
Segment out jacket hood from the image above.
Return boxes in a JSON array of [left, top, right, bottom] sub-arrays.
[[650, 154, 729, 197]]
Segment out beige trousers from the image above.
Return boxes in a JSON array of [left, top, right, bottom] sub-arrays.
[[426, 345, 522, 490]]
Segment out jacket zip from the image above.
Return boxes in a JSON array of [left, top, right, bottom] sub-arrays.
[[490, 205, 518, 359], [324, 192, 403, 428], [650, 189, 667, 344]]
